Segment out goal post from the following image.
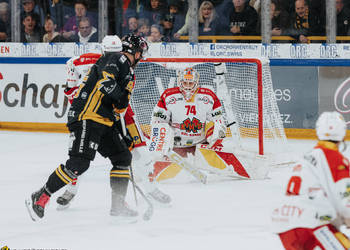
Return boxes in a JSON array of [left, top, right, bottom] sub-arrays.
[[131, 57, 288, 157]]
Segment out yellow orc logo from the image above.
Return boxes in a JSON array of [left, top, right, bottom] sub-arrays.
[[1, 246, 9, 250]]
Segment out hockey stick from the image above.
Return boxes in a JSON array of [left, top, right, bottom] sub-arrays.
[[128, 170, 154, 221], [167, 149, 208, 184], [119, 113, 139, 206], [128, 163, 138, 206]]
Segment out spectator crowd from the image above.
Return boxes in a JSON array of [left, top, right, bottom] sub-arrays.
[[1, 0, 350, 43]]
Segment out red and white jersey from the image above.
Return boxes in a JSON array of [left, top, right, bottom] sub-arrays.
[[151, 87, 224, 147], [271, 141, 350, 233], [65, 53, 101, 88]]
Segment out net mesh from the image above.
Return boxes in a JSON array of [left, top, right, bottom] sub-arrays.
[[131, 58, 287, 155]]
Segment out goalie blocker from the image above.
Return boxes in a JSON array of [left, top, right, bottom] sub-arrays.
[[148, 123, 272, 182]]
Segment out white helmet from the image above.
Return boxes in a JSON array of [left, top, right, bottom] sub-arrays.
[[101, 35, 122, 53], [316, 111, 347, 141], [178, 67, 200, 100]]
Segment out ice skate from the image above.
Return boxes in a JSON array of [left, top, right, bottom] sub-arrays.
[[56, 190, 75, 210], [110, 193, 138, 224], [147, 187, 171, 206], [25, 187, 50, 221]]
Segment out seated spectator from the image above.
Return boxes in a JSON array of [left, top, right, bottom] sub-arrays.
[[221, 0, 259, 37], [174, 1, 220, 40], [271, 0, 290, 36], [122, 15, 138, 36], [42, 15, 68, 42], [286, 0, 324, 43], [62, 0, 96, 40], [146, 24, 164, 42], [70, 16, 98, 43], [168, 0, 186, 32], [161, 14, 176, 41], [0, 2, 10, 42], [123, 0, 140, 24], [198, 1, 220, 36], [249, 0, 260, 13], [20, 0, 45, 31], [256, 0, 290, 41], [139, 0, 167, 26], [21, 12, 42, 42], [169, 0, 185, 14], [336, 0, 350, 36], [137, 18, 151, 37]]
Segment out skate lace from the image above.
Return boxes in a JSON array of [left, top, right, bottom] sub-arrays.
[[36, 193, 50, 208]]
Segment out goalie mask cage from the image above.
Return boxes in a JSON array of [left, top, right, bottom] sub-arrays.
[[131, 57, 288, 156]]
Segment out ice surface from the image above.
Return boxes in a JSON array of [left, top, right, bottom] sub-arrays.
[[0, 131, 326, 250]]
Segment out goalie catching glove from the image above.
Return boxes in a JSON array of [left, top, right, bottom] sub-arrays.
[[205, 120, 226, 148]]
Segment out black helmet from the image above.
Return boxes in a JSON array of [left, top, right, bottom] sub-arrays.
[[122, 34, 149, 58]]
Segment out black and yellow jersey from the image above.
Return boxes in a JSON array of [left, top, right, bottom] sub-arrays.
[[67, 52, 135, 127]]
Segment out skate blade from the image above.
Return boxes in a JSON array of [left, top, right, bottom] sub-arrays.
[[110, 215, 138, 225], [25, 199, 40, 222], [56, 203, 71, 211]]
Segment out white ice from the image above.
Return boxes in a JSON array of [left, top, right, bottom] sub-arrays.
[[0, 131, 329, 250]]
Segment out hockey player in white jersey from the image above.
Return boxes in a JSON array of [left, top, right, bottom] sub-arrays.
[[152, 67, 226, 151], [271, 111, 350, 249], [148, 67, 260, 182], [57, 35, 171, 210]]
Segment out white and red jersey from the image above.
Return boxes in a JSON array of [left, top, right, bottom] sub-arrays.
[[151, 87, 224, 148], [271, 141, 350, 234], [65, 53, 102, 88]]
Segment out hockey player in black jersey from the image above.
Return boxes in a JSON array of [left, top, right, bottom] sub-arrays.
[[25, 34, 149, 221]]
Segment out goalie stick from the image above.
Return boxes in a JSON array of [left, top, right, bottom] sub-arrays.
[[149, 123, 208, 184], [166, 122, 242, 184], [168, 149, 207, 184]]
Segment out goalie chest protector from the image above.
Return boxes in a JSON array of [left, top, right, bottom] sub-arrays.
[[154, 87, 223, 147]]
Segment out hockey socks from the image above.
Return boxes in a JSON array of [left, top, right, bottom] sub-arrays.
[[46, 164, 77, 194]]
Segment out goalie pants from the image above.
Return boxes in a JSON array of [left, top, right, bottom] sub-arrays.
[[278, 224, 350, 250], [45, 119, 132, 195]]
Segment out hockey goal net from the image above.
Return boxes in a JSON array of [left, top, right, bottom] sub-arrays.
[[131, 57, 288, 156]]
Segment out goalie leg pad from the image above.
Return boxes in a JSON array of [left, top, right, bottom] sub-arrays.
[[195, 143, 271, 179]]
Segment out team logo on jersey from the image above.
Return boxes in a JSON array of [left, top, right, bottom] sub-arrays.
[[199, 96, 212, 105], [319, 215, 332, 222], [180, 118, 203, 133], [341, 184, 350, 198], [1, 245, 9, 250], [153, 111, 167, 120], [211, 110, 222, 117], [167, 97, 177, 105]]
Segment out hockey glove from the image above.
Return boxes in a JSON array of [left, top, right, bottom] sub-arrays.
[[123, 128, 134, 150], [206, 120, 226, 148], [64, 86, 79, 104]]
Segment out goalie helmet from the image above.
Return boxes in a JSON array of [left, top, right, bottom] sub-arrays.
[[316, 111, 347, 142], [178, 67, 200, 100], [101, 35, 122, 53]]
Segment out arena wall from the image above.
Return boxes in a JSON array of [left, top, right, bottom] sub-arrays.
[[1, 43, 350, 139]]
